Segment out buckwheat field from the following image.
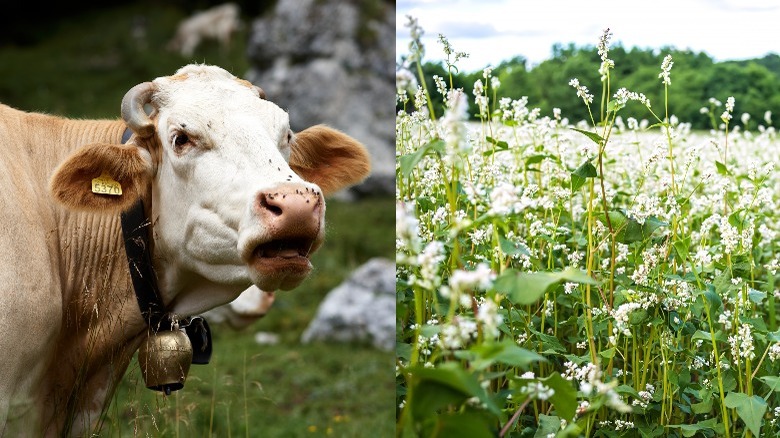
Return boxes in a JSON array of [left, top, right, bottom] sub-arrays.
[[396, 21, 780, 438]]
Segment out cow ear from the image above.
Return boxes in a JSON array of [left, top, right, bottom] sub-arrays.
[[289, 125, 371, 195], [49, 143, 153, 212]]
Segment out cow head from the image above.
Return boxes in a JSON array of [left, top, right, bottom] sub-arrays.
[[50, 64, 370, 315]]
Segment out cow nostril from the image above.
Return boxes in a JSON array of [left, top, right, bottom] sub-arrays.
[[258, 194, 284, 216]]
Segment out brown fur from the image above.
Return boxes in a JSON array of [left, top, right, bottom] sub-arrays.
[[290, 125, 371, 195], [49, 142, 153, 212]]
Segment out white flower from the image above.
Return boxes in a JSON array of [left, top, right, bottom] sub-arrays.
[[728, 323, 755, 361], [440, 317, 478, 350], [613, 88, 650, 108], [769, 343, 780, 362], [726, 96, 735, 112], [659, 54, 673, 85], [569, 78, 594, 104], [597, 28, 613, 61], [449, 263, 494, 293], [521, 382, 555, 400], [476, 298, 503, 339]]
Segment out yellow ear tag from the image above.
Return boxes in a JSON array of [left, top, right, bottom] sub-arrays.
[[91, 172, 123, 196]]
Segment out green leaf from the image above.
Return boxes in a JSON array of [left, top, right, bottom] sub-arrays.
[[494, 267, 599, 305], [570, 127, 605, 145], [435, 411, 496, 438], [570, 160, 598, 192], [748, 288, 766, 304], [397, 342, 413, 361], [499, 236, 530, 257], [408, 362, 501, 417], [599, 210, 668, 244], [760, 376, 780, 393], [557, 423, 583, 438], [541, 373, 578, 422], [691, 393, 713, 414], [724, 392, 766, 436], [530, 329, 566, 354], [412, 379, 472, 420], [673, 236, 690, 262], [485, 136, 509, 150], [455, 340, 546, 371], [614, 385, 641, 399], [398, 139, 444, 180], [715, 160, 731, 176], [703, 288, 723, 317], [637, 424, 664, 438], [668, 417, 723, 437], [598, 348, 616, 359], [607, 98, 625, 113], [533, 414, 560, 438]]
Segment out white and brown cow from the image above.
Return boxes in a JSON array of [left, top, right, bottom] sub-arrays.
[[0, 64, 369, 436]]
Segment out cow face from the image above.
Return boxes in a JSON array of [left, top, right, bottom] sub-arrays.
[[50, 64, 370, 314]]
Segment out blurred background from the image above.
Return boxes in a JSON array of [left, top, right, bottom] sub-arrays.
[[0, 0, 395, 436]]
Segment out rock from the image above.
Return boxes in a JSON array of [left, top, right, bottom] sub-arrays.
[[245, 0, 395, 198], [301, 257, 395, 351]]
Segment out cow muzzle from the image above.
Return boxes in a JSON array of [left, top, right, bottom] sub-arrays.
[[241, 183, 324, 290]]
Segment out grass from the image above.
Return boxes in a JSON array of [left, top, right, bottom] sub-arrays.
[[0, 4, 394, 436]]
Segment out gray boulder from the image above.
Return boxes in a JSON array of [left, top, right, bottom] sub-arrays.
[[301, 257, 395, 351], [245, 0, 395, 198]]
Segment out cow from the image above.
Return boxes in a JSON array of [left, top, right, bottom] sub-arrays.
[[0, 63, 370, 436], [167, 3, 242, 57], [203, 286, 277, 329]]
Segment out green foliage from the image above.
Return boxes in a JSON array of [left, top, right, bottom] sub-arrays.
[[494, 267, 599, 305], [402, 46, 780, 130]]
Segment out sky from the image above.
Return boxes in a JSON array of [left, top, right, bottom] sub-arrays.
[[396, 0, 780, 73]]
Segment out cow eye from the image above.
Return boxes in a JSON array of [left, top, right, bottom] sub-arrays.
[[174, 134, 189, 147], [171, 133, 192, 154]]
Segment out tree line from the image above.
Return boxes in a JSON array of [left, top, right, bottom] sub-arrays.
[[404, 44, 780, 130]]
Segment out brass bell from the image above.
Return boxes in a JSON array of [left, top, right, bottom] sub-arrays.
[[138, 328, 193, 395]]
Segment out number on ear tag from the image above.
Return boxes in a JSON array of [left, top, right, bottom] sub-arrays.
[[91, 172, 123, 196]]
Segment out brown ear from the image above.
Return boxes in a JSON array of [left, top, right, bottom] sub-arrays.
[[49, 143, 153, 212], [289, 125, 371, 195]]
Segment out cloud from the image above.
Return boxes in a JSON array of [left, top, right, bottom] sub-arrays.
[[436, 21, 502, 39]]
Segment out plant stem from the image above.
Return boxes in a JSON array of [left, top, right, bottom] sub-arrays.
[[499, 397, 532, 437], [704, 298, 731, 438]]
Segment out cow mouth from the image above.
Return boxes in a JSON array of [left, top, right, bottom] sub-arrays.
[[247, 237, 321, 290], [253, 238, 314, 260]]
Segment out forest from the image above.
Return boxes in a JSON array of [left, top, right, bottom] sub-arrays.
[[404, 43, 780, 130]]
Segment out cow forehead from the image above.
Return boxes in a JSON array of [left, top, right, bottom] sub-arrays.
[[152, 65, 288, 136]]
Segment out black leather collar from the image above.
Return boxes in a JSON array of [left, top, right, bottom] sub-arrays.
[[121, 199, 170, 331], [119, 127, 169, 331]]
